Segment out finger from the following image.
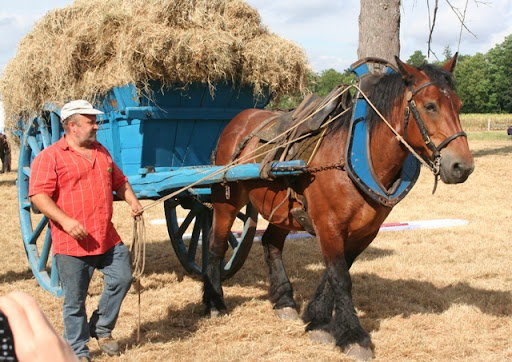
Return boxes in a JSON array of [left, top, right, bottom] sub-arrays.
[[6, 292, 53, 333], [74, 225, 88, 240], [0, 293, 35, 344]]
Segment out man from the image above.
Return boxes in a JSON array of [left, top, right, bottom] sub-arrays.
[[0, 132, 11, 173], [29, 100, 143, 361]]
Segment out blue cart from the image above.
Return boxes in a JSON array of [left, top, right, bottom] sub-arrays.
[[16, 82, 306, 297]]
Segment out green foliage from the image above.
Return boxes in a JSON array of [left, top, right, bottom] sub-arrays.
[[485, 35, 512, 113], [273, 33, 512, 114], [412, 35, 512, 114], [442, 46, 453, 62], [407, 50, 427, 67], [310, 68, 355, 97], [270, 69, 355, 109], [455, 53, 492, 113]]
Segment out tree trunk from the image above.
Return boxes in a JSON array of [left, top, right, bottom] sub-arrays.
[[358, 0, 401, 66]]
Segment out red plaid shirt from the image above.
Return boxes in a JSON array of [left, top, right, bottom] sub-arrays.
[[29, 136, 128, 256]]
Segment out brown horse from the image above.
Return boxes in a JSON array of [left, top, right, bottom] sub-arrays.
[[203, 55, 474, 360]]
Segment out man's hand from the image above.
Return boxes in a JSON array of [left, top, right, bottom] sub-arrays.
[[131, 201, 144, 218], [61, 218, 88, 240], [30, 194, 88, 240]]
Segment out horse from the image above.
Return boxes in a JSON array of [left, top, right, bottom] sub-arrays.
[[203, 55, 474, 360], [0, 133, 11, 174]]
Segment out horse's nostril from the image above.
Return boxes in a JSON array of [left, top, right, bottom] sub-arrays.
[[452, 162, 462, 175], [450, 160, 474, 180]]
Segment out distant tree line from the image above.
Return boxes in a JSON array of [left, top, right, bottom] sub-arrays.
[[408, 35, 512, 114], [276, 34, 512, 114]]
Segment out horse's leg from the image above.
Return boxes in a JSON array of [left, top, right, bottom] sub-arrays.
[[261, 224, 298, 319], [326, 256, 374, 359], [302, 246, 374, 346], [202, 185, 244, 317], [302, 270, 335, 338], [5, 150, 11, 173], [304, 229, 375, 360]]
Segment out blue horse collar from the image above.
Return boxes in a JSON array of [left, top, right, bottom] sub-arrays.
[[345, 58, 420, 207]]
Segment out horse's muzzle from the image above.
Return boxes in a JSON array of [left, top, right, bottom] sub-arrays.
[[439, 151, 475, 184]]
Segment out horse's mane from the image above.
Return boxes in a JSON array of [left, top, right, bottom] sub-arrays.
[[366, 63, 456, 132], [325, 63, 455, 137]]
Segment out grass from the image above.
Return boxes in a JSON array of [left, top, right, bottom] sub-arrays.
[[466, 130, 511, 141], [460, 113, 512, 130], [1, 138, 511, 361]]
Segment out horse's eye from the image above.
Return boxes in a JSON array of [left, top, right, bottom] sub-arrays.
[[424, 102, 437, 112]]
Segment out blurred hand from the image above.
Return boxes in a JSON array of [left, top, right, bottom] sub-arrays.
[[0, 291, 78, 362]]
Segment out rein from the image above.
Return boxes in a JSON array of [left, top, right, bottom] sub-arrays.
[[354, 81, 466, 194], [403, 82, 467, 192]]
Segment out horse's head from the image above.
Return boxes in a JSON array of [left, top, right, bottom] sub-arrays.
[[395, 54, 474, 184]]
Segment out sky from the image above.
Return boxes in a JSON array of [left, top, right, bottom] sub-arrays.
[[1, 0, 512, 132]]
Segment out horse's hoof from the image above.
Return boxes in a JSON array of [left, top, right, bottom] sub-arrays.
[[308, 330, 335, 345], [274, 307, 300, 320], [342, 344, 375, 361], [206, 308, 227, 319]]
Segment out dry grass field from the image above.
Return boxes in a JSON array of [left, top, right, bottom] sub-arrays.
[[0, 135, 511, 361]]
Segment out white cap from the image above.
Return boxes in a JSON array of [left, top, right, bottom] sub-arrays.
[[60, 100, 103, 122]]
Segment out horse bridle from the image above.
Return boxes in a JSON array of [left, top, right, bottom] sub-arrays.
[[402, 81, 467, 179]]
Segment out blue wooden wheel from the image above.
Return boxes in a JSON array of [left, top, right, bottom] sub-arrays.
[[164, 196, 257, 279], [17, 110, 63, 297]]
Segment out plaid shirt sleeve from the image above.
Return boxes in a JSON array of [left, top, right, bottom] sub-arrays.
[[111, 161, 128, 191], [29, 149, 57, 197]]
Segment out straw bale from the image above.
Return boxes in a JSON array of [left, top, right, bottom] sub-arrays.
[[0, 0, 310, 131]]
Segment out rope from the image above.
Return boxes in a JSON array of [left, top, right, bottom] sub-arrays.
[[125, 87, 351, 339], [130, 214, 146, 343], [353, 84, 435, 172], [131, 85, 354, 216], [131, 215, 146, 280], [126, 82, 436, 339]]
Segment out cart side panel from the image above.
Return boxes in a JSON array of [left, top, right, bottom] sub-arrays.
[[99, 82, 269, 179]]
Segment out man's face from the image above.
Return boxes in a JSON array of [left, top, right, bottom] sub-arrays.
[[70, 114, 99, 145]]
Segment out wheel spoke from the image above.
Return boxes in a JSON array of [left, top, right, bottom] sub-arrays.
[[21, 166, 31, 178], [27, 135, 42, 156], [37, 117, 51, 149], [228, 233, 239, 249], [38, 226, 52, 272], [50, 255, 60, 288], [177, 209, 198, 237], [29, 216, 49, 245], [187, 218, 201, 262], [236, 211, 247, 222], [201, 214, 210, 271]]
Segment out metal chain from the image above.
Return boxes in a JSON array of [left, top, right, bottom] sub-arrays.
[[306, 161, 346, 174]]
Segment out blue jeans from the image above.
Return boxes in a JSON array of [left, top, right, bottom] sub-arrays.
[[55, 242, 133, 358]]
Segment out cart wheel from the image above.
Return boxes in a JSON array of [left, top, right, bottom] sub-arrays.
[[164, 196, 257, 279], [17, 112, 63, 297]]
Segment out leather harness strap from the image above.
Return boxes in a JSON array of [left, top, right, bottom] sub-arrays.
[[404, 82, 467, 177]]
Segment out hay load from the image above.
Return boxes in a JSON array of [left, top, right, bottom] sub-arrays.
[[0, 0, 310, 131]]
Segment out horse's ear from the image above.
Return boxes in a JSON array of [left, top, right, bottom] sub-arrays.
[[442, 52, 458, 73], [395, 56, 420, 84]]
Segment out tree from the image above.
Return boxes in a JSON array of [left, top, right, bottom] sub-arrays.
[[442, 46, 453, 62], [486, 35, 512, 113], [455, 53, 491, 113], [311, 69, 355, 97], [407, 50, 427, 67], [358, 0, 401, 65]]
